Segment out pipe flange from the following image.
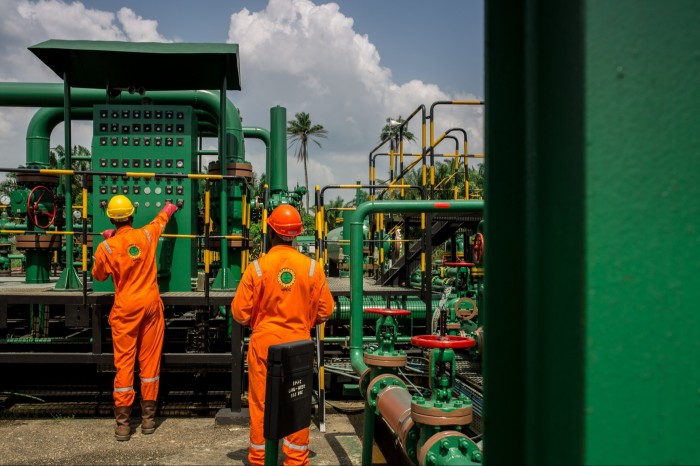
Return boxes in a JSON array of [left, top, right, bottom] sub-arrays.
[[418, 430, 482, 466], [454, 297, 478, 321], [208, 237, 250, 249], [15, 234, 61, 250], [411, 401, 472, 427], [359, 368, 372, 401], [366, 374, 405, 409], [16, 173, 59, 186], [363, 351, 407, 367], [207, 162, 253, 179]]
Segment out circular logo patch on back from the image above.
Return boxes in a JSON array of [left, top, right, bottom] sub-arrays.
[[277, 268, 296, 289], [128, 244, 142, 260]]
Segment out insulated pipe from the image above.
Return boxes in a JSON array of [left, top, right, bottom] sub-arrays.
[[376, 384, 415, 449]]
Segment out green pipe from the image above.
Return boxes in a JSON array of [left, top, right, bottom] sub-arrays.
[[269, 106, 287, 194], [349, 200, 484, 377], [362, 399, 376, 466], [26, 107, 92, 165], [0, 84, 243, 155]]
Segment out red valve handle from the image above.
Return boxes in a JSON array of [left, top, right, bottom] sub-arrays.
[[443, 261, 475, 267], [364, 307, 412, 316], [411, 334, 476, 349], [26, 185, 57, 229], [472, 232, 485, 264]]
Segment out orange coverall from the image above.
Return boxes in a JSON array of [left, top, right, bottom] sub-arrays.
[[232, 244, 335, 466], [92, 211, 170, 407]]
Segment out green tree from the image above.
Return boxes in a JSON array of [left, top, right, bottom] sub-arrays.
[[324, 195, 346, 230], [380, 116, 417, 189], [0, 144, 91, 208], [287, 112, 328, 214]]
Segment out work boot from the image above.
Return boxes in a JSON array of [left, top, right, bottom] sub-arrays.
[[140, 400, 157, 434], [114, 406, 132, 441]]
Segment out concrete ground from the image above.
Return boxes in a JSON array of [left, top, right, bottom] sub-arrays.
[[0, 403, 374, 465]]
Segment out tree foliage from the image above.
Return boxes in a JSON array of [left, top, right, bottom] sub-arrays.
[[287, 112, 328, 214], [0, 145, 91, 207]]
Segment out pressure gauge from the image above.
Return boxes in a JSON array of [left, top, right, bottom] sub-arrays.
[[73, 210, 82, 220], [0, 194, 9, 205]]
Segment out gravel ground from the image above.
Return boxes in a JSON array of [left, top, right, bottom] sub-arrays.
[[0, 409, 366, 465]]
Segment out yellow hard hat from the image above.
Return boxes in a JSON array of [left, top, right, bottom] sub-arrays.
[[106, 195, 134, 220]]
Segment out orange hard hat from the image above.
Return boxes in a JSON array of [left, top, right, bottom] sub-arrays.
[[267, 204, 303, 239]]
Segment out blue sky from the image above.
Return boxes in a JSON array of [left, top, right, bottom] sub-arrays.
[[0, 0, 484, 199]]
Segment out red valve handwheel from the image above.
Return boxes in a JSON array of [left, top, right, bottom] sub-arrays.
[[443, 261, 475, 267], [364, 307, 412, 316], [472, 232, 485, 264], [411, 334, 476, 349], [26, 185, 57, 229]]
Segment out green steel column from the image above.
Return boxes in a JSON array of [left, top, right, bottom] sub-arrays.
[[583, 1, 700, 463], [56, 71, 81, 289], [484, 0, 585, 464], [486, 1, 700, 465]]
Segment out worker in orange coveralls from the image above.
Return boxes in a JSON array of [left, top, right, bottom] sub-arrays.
[[92, 194, 178, 441], [232, 204, 335, 466]]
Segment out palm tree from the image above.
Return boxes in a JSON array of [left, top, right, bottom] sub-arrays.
[[379, 116, 416, 149], [287, 112, 328, 213], [380, 116, 417, 188]]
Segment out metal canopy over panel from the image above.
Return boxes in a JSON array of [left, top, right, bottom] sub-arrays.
[[28, 39, 241, 91]]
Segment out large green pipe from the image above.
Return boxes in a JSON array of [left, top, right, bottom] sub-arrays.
[[26, 107, 92, 165], [348, 200, 485, 376], [0, 84, 243, 161], [269, 106, 287, 194], [242, 126, 271, 182]]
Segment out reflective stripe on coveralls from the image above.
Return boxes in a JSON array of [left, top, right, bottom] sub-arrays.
[[92, 211, 169, 407], [232, 244, 335, 466]]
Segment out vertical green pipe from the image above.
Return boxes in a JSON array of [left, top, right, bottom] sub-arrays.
[[269, 106, 287, 195], [362, 399, 375, 466]]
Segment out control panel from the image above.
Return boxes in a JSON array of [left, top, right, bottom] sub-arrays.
[[91, 104, 198, 292]]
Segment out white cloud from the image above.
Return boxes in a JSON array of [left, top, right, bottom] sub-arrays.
[[116, 7, 171, 43], [227, 0, 483, 202], [0, 0, 483, 203]]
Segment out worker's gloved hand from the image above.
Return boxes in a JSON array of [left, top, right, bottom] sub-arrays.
[[102, 229, 115, 240], [161, 201, 179, 219]]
